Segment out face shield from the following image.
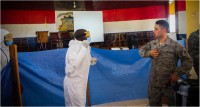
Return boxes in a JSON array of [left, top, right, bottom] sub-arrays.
[[84, 31, 91, 42], [4, 33, 13, 46]]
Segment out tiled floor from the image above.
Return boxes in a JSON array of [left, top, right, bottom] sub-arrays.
[[92, 99, 149, 106], [93, 99, 168, 106]]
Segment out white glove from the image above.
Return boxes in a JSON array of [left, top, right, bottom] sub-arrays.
[[82, 40, 90, 48], [91, 57, 97, 65]]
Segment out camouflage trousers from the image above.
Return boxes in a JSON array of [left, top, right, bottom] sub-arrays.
[[148, 86, 175, 106]]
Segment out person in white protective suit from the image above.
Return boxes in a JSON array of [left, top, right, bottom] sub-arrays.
[[1, 29, 13, 71], [63, 29, 97, 106]]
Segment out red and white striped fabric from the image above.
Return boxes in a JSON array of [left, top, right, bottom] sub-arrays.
[[175, 1, 186, 35], [103, 5, 168, 33], [1, 4, 168, 38], [1, 10, 56, 38]]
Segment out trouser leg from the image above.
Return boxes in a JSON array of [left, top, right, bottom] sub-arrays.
[[163, 86, 175, 106], [148, 86, 162, 106]]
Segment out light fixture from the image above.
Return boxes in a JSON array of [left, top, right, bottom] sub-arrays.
[[169, 0, 174, 4], [73, 1, 76, 8]]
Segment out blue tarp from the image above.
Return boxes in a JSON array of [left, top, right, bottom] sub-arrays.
[[89, 49, 150, 105], [1, 40, 185, 106]]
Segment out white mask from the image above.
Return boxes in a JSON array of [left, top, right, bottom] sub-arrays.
[[87, 37, 91, 42]]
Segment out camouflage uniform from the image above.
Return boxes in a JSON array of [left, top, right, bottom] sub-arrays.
[[139, 37, 193, 106], [188, 29, 199, 79]]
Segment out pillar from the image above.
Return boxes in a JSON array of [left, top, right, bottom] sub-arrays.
[[175, 0, 186, 40]]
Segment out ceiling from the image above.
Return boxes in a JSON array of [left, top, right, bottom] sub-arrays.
[[1, 1, 168, 11]]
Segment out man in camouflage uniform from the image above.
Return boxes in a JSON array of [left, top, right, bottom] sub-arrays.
[[188, 29, 199, 80], [139, 20, 193, 106]]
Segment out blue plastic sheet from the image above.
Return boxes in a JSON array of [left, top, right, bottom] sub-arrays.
[[18, 49, 66, 106], [89, 48, 151, 105], [1, 40, 185, 106], [1, 62, 14, 106]]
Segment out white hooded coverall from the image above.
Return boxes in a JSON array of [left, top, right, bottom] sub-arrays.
[[1, 29, 10, 71], [64, 39, 91, 106]]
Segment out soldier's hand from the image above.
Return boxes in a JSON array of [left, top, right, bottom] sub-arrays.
[[150, 49, 159, 58], [170, 73, 180, 83]]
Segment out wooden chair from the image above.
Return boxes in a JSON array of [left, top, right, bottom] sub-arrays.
[[36, 31, 48, 50], [60, 32, 71, 48], [50, 32, 60, 49], [111, 33, 122, 47], [13, 38, 29, 52], [104, 34, 115, 50], [120, 33, 127, 47]]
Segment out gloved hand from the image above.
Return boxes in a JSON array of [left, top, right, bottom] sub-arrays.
[[91, 57, 97, 65], [82, 40, 90, 48], [170, 73, 180, 84]]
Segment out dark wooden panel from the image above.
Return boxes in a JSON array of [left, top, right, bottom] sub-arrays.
[[86, 1, 168, 11], [54, 1, 86, 11], [1, 1, 54, 10], [2, 1, 168, 11]]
